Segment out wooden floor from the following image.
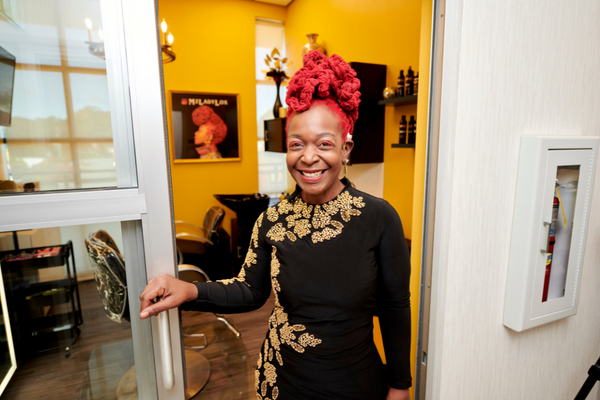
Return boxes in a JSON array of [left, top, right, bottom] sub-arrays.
[[2, 280, 273, 399]]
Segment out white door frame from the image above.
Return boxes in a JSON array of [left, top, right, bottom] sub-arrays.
[[418, 0, 465, 399]]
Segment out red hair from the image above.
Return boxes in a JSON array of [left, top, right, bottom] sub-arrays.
[[191, 105, 227, 145], [285, 51, 361, 141]]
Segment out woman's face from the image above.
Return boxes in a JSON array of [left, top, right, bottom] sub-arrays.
[[194, 123, 215, 145], [286, 106, 353, 204]]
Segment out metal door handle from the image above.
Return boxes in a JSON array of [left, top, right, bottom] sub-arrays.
[[540, 221, 551, 254], [158, 307, 174, 390]]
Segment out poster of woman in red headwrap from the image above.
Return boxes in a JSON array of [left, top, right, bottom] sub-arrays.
[[170, 91, 240, 162]]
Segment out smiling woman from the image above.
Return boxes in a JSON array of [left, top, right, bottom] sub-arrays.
[[140, 51, 412, 400], [286, 106, 353, 204]]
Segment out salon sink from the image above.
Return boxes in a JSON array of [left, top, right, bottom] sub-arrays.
[[214, 193, 270, 227]]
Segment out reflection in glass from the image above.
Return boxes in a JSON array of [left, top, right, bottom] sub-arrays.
[[543, 165, 580, 302], [5, 70, 69, 140], [0, 222, 137, 398], [70, 73, 112, 139], [0, 1, 134, 194], [0, 265, 17, 396], [7, 142, 75, 190]]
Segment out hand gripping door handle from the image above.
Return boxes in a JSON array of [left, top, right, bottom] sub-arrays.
[[157, 303, 174, 390]]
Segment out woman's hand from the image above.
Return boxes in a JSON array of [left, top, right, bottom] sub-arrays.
[[139, 273, 198, 319], [387, 387, 410, 400]]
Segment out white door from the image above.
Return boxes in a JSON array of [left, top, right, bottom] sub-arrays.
[[0, 0, 184, 398]]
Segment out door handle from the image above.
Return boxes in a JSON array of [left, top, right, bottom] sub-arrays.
[[158, 306, 174, 390]]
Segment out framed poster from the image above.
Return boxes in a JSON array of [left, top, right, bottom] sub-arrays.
[[170, 91, 241, 162]]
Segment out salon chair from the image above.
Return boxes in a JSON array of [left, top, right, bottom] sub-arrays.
[[85, 230, 210, 399], [176, 206, 234, 280]]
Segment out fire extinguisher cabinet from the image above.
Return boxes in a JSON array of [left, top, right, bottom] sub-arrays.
[[503, 136, 599, 332]]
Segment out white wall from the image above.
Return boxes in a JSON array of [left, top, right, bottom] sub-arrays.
[[432, 0, 600, 399]]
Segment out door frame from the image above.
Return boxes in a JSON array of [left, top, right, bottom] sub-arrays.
[[415, 0, 465, 398]]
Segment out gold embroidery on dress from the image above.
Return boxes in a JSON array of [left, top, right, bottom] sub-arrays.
[[216, 277, 243, 286], [219, 216, 263, 286], [261, 380, 268, 396], [244, 248, 257, 268], [278, 200, 294, 215], [266, 223, 286, 242], [257, 212, 264, 227], [251, 213, 263, 248], [267, 207, 279, 222], [264, 191, 364, 244], [255, 247, 322, 399]]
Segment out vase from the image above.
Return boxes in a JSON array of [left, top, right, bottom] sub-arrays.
[[273, 80, 282, 119], [301, 33, 326, 60]]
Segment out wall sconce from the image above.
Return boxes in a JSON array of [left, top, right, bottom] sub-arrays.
[[160, 19, 176, 63], [84, 18, 105, 59]]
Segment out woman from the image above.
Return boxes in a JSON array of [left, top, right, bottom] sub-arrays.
[[191, 105, 227, 159], [140, 51, 411, 400]]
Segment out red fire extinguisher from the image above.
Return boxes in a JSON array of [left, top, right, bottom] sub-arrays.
[[542, 192, 559, 302]]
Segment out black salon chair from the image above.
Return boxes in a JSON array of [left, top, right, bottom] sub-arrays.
[[175, 206, 225, 261], [85, 230, 210, 399], [176, 206, 234, 281]]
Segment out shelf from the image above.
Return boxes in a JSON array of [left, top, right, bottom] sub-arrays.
[[391, 143, 415, 148], [377, 95, 418, 106], [1, 244, 66, 270]]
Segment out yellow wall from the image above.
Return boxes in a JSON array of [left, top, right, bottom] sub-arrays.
[[285, 0, 422, 239], [158, 0, 286, 232]]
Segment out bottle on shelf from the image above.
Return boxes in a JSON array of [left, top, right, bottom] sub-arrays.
[[414, 72, 419, 95], [398, 115, 408, 144], [406, 66, 414, 96], [397, 70, 405, 97], [408, 115, 416, 144]]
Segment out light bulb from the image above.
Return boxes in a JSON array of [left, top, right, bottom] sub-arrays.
[[167, 32, 174, 45], [161, 19, 167, 33], [85, 18, 92, 30], [98, 28, 104, 42]]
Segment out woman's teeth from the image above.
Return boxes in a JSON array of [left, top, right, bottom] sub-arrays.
[[301, 170, 323, 177]]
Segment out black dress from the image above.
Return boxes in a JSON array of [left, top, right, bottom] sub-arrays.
[[182, 179, 412, 399]]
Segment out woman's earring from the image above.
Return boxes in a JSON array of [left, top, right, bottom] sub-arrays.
[[343, 159, 349, 178]]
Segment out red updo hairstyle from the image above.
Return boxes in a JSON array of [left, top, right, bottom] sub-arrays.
[[285, 51, 361, 142], [191, 105, 228, 145]]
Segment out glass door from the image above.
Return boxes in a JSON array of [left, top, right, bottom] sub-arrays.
[[0, 0, 184, 398]]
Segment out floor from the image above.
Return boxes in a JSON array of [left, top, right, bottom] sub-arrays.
[[2, 280, 273, 399]]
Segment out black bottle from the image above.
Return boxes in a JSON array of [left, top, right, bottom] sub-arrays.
[[406, 66, 414, 96], [414, 72, 419, 95], [408, 116, 416, 144], [397, 70, 405, 97], [398, 115, 408, 144]]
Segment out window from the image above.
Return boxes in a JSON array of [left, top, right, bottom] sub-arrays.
[[0, 11, 123, 192], [255, 19, 288, 195]]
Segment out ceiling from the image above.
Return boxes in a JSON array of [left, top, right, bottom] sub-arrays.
[[253, 0, 294, 6]]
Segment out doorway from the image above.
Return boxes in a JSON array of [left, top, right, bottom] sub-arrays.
[[158, 0, 437, 399]]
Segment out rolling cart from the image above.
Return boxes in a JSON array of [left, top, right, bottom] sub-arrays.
[[0, 240, 83, 358]]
